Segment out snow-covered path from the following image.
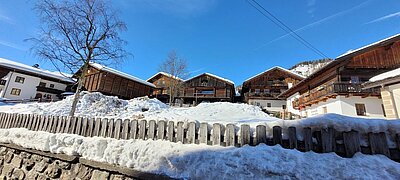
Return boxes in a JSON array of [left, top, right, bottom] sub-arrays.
[[0, 128, 399, 179]]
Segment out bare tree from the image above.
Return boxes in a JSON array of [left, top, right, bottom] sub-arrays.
[[158, 51, 189, 105], [30, 0, 129, 117]]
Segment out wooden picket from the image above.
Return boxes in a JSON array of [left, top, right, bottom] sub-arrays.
[[0, 112, 399, 162]]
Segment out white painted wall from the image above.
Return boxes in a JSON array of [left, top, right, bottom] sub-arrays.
[[298, 95, 385, 118], [248, 99, 286, 112], [39, 79, 67, 91], [286, 92, 300, 115], [0, 71, 69, 101], [388, 84, 400, 118], [0, 72, 41, 100]]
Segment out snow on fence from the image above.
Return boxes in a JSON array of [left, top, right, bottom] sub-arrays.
[[0, 113, 399, 162]]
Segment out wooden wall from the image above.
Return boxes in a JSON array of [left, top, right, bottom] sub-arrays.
[[178, 74, 234, 102], [82, 66, 153, 99]]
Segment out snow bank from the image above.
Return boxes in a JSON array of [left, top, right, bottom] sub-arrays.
[[0, 92, 168, 119], [0, 92, 276, 125], [0, 128, 399, 179]]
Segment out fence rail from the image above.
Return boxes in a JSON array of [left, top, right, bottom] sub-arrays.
[[0, 113, 399, 162]]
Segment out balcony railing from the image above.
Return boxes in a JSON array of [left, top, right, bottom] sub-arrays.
[[292, 82, 381, 109]]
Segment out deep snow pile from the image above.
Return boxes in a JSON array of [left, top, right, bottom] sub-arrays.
[[0, 92, 168, 119], [0, 92, 276, 124], [0, 128, 399, 179]]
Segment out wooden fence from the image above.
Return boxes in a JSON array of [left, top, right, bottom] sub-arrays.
[[0, 113, 399, 162]]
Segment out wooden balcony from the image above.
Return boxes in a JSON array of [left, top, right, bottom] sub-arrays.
[[292, 82, 381, 109]]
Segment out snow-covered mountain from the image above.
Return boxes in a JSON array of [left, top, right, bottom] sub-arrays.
[[290, 59, 333, 77]]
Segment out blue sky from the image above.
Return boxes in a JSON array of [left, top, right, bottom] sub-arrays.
[[0, 0, 399, 85]]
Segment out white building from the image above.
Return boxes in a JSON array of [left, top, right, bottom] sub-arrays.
[[364, 68, 400, 119], [0, 58, 75, 101], [281, 34, 400, 118]]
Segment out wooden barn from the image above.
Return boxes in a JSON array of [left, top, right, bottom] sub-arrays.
[[241, 66, 304, 113], [280, 34, 400, 118], [79, 63, 155, 99], [177, 73, 235, 104], [147, 72, 183, 103]]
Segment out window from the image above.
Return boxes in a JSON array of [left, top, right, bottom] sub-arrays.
[[201, 80, 208, 86], [264, 89, 270, 93], [355, 104, 366, 116], [49, 84, 55, 88], [267, 103, 271, 107], [282, 105, 286, 109], [255, 89, 260, 94], [15, 76, 25, 84], [39, 82, 46, 87], [10, 88, 21, 96], [323, 107, 328, 114], [0, 80, 6, 85], [350, 76, 359, 83], [199, 90, 214, 94], [267, 80, 273, 86]]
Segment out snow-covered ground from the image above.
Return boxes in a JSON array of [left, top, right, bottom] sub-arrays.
[[1, 92, 400, 144], [0, 128, 399, 179]]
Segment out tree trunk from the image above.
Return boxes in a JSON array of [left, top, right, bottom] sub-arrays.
[[69, 63, 89, 117]]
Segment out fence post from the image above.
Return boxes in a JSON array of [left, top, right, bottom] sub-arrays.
[[343, 130, 360, 157], [148, 120, 156, 140], [41, 115, 49, 131], [226, 124, 236, 146], [100, 118, 108, 137], [107, 119, 115, 138], [130, 120, 138, 139], [212, 123, 222, 146], [138, 120, 146, 140], [288, 127, 297, 149], [240, 124, 251, 146], [321, 127, 335, 153], [87, 118, 95, 137], [46, 116, 54, 132], [81, 117, 89, 136], [157, 120, 166, 140], [273, 126, 282, 145], [114, 119, 122, 139], [23, 114, 30, 129], [0, 113, 5, 128], [121, 119, 130, 140], [303, 127, 313, 151], [255, 125, 267, 145], [69, 116, 77, 134], [75, 117, 83, 135], [93, 118, 102, 137], [187, 122, 196, 144], [167, 121, 175, 142], [199, 123, 208, 144], [176, 121, 185, 143], [368, 132, 390, 157]]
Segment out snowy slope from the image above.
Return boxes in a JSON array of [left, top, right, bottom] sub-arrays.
[[290, 59, 332, 77], [0, 128, 399, 179]]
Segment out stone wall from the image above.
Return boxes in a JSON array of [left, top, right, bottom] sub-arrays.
[[0, 143, 171, 180]]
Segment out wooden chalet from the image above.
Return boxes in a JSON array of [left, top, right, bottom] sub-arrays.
[[80, 63, 155, 99], [241, 66, 304, 102], [280, 34, 400, 118], [241, 66, 304, 110], [147, 72, 183, 103], [177, 73, 235, 104]]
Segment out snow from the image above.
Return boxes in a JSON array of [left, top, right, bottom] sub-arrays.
[[146, 72, 184, 82], [0, 128, 399, 179], [290, 62, 331, 78], [0, 92, 400, 137], [337, 34, 400, 59], [245, 66, 305, 82], [186, 73, 234, 85], [0, 57, 75, 83], [370, 67, 400, 82], [90, 62, 156, 88]]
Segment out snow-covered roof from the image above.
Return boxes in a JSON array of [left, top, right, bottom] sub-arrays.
[[146, 72, 184, 82], [244, 66, 305, 82], [0, 58, 75, 83], [186, 73, 234, 85], [89, 63, 156, 88], [337, 33, 400, 59], [370, 67, 400, 82]]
